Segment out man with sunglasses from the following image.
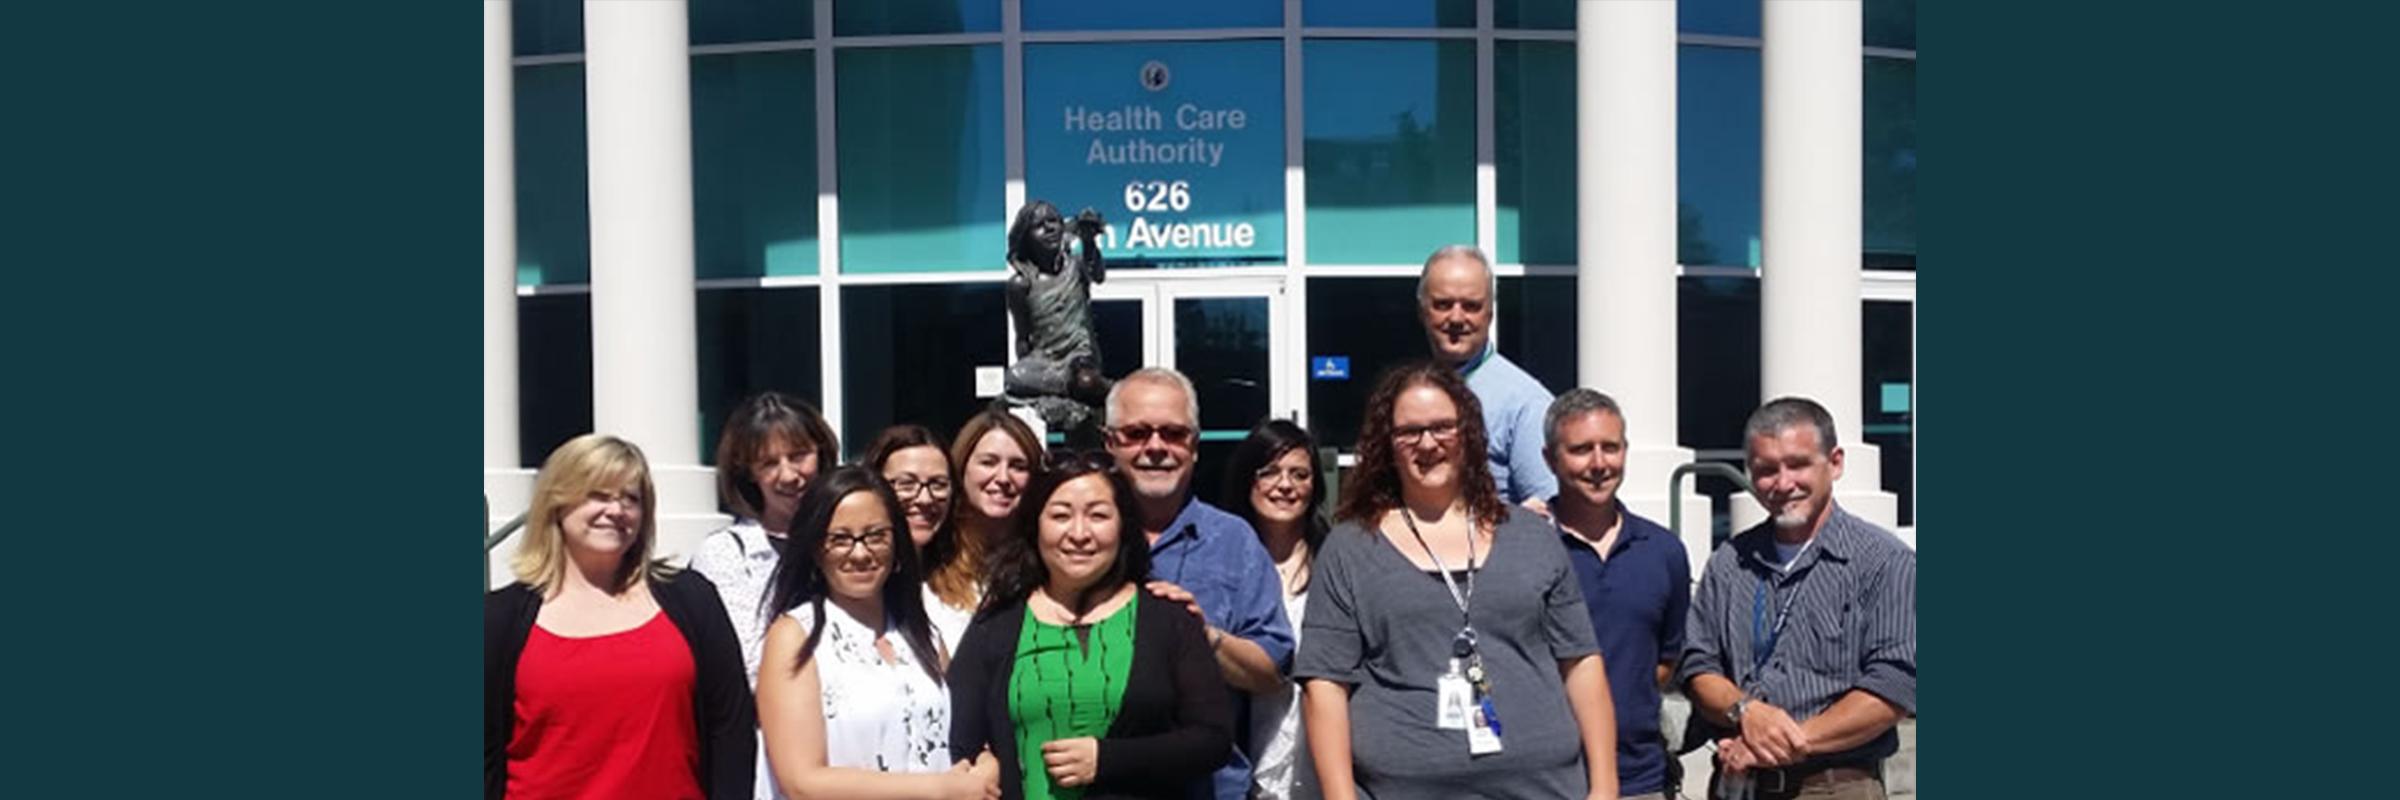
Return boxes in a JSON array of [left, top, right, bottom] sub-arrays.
[[1418, 244, 1559, 509], [1103, 367, 1295, 800]]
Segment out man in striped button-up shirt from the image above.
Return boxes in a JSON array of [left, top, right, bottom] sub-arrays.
[[1678, 397, 1918, 800]]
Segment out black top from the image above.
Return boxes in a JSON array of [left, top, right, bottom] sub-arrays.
[[484, 570, 757, 800], [949, 590, 1233, 800]]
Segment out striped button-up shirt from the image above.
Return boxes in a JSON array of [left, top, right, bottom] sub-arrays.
[[1676, 505, 1918, 765]]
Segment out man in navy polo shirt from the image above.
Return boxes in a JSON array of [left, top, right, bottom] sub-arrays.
[[1106, 366, 1295, 800], [1544, 388, 1691, 800]]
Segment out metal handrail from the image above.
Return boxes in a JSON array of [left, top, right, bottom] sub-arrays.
[[485, 495, 527, 591], [1668, 461, 1752, 546]]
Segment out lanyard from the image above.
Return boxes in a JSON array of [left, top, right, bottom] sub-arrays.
[[1401, 508, 1479, 652], [1748, 569, 1806, 681]]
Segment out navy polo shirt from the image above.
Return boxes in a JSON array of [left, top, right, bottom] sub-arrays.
[[1555, 499, 1691, 796]]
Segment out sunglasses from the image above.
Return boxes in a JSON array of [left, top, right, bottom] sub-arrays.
[[1109, 424, 1195, 446]]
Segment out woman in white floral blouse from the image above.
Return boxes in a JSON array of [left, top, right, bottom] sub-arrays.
[[756, 466, 1001, 800]]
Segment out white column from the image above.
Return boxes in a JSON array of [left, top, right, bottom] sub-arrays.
[[1754, 0, 1897, 530], [485, 2, 535, 569], [585, 0, 724, 562], [1579, 0, 1712, 570]]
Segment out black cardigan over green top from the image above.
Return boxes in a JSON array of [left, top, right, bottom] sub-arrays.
[[949, 590, 1233, 800]]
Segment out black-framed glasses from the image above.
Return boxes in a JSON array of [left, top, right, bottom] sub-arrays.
[[886, 475, 952, 499], [822, 529, 895, 554], [1390, 421, 1461, 447], [1253, 465, 1314, 487], [1109, 424, 1195, 447]]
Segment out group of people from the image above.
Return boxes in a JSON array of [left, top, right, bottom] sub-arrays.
[[484, 246, 1918, 800]]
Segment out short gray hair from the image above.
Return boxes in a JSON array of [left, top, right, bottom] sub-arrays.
[[1416, 244, 1496, 303], [1543, 388, 1626, 453], [1743, 396, 1839, 456], [1105, 367, 1200, 428]]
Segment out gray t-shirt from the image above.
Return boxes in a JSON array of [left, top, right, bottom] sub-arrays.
[[1293, 508, 1601, 799]]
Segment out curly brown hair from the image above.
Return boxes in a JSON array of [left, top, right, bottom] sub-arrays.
[[1334, 361, 1509, 531]]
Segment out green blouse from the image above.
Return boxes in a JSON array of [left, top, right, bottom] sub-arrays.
[[1006, 598, 1138, 800]]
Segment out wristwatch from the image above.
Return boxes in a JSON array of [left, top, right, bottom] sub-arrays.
[[1729, 698, 1752, 726]]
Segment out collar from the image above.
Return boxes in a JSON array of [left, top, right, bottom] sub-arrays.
[[1550, 498, 1651, 552], [1455, 342, 1496, 376], [1150, 495, 1207, 550], [728, 519, 778, 556], [1740, 504, 1855, 573]]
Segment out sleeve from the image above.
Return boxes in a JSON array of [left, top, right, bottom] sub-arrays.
[[1228, 533, 1296, 673], [1674, 552, 1732, 692], [1659, 537, 1693, 665], [1852, 550, 1918, 715], [1510, 395, 1559, 503], [1095, 602, 1233, 784], [946, 611, 999, 763], [1536, 533, 1599, 660], [681, 576, 760, 800], [484, 591, 515, 800], [1290, 531, 1364, 685]]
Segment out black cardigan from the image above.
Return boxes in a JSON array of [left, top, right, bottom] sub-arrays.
[[948, 591, 1233, 800], [484, 571, 757, 800]]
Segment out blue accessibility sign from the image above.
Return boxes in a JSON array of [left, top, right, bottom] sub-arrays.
[[1311, 356, 1350, 381]]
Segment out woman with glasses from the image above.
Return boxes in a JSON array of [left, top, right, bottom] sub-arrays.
[[1221, 420, 1329, 800], [755, 466, 1000, 800], [486, 434, 755, 800], [949, 452, 1233, 800], [1294, 363, 1618, 800], [865, 425, 976, 655]]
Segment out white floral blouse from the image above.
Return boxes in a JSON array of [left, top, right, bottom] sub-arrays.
[[790, 603, 954, 774]]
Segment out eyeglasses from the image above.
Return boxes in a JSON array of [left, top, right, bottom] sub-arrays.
[[886, 475, 952, 499], [1253, 465, 1313, 487], [822, 529, 895, 554], [1109, 424, 1195, 447], [1390, 421, 1461, 447]]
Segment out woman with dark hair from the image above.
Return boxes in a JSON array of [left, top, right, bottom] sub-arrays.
[[865, 424, 976, 655], [486, 434, 755, 800], [755, 466, 998, 800], [1220, 420, 1330, 800], [692, 392, 843, 686], [940, 410, 1041, 620], [1294, 363, 1618, 800], [948, 452, 1233, 800]]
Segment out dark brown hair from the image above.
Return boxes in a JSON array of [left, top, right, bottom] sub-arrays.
[[1334, 362, 1508, 531], [976, 451, 1150, 621], [763, 466, 945, 686], [713, 392, 839, 522], [866, 424, 974, 610]]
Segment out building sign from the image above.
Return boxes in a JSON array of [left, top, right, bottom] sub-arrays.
[[1025, 41, 1284, 264], [1311, 356, 1350, 381]]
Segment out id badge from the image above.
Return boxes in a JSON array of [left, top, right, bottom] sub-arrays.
[[1435, 659, 1472, 730], [1466, 698, 1504, 755]]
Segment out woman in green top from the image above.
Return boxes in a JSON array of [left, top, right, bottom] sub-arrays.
[[948, 452, 1233, 800]]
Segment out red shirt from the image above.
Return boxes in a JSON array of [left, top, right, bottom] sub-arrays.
[[507, 612, 703, 800]]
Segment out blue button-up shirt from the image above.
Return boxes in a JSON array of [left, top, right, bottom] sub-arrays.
[[1460, 347, 1558, 503], [1147, 497, 1296, 800], [1556, 500, 1691, 796]]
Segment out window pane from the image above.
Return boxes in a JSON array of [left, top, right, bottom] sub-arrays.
[[1677, 276, 1760, 451], [513, 0, 581, 57], [1495, 0, 1575, 30], [837, 45, 1005, 273], [697, 288, 824, 465], [1023, 1, 1279, 31], [1862, 300, 1913, 525], [1176, 297, 1273, 434], [1494, 277, 1577, 394], [1680, 0, 1759, 38], [518, 294, 592, 467], [1304, 0, 1474, 28], [1305, 277, 1420, 450], [835, 0, 1000, 36], [514, 64, 589, 286], [693, 52, 818, 280], [1864, 57, 1916, 266], [1496, 41, 1577, 266], [1304, 39, 1477, 265], [1866, 0, 1916, 50], [1024, 40, 1285, 266], [692, 0, 812, 45], [1678, 46, 1760, 268], [840, 284, 1011, 458]]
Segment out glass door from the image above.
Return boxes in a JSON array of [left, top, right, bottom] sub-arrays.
[[1085, 278, 1291, 488]]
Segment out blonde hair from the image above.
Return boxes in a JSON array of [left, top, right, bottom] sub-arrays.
[[512, 434, 673, 595]]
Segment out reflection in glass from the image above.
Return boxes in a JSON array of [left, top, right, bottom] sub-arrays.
[[836, 0, 998, 36], [1862, 301, 1913, 525], [1677, 277, 1760, 451], [1680, 0, 1759, 38], [1865, 57, 1917, 266], [1495, 0, 1575, 30], [1496, 42, 1577, 266], [1091, 299, 1144, 382], [518, 294, 592, 467], [841, 284, 1010, 457], [1678, 46, 1761, 268], [691, 0, 812, 45], [698, 288, 825, 465], [1174, 298, 1271, 435], [837, 46, 1004, 273], [513, 64, 588, 286], [692, 52, 817, 280], [512, 0, 580, 57], [1022, 1, 1278, 31], [1304, 0, 1474, 28], [1494, 277, 1578, 394], [1304, 40, 1477, 265]]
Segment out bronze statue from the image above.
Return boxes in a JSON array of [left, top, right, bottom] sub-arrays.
[[1002, 200, 1112, 446]]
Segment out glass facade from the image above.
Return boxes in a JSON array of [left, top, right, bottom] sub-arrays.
[[501, 4, 1918, 530]]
